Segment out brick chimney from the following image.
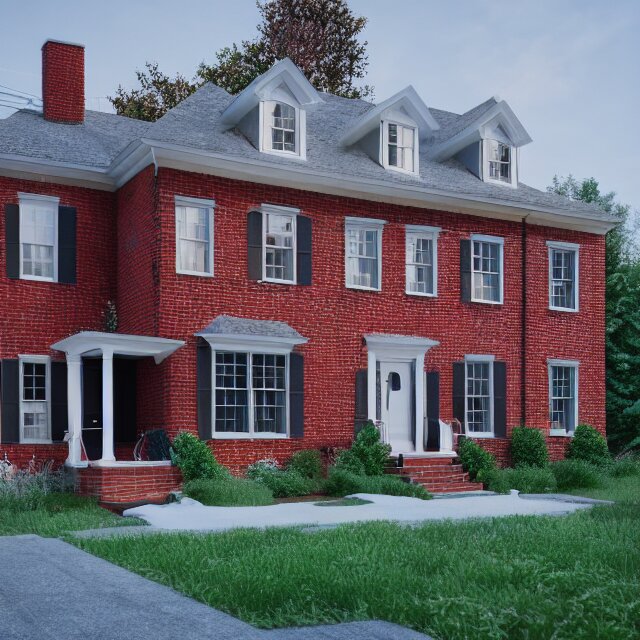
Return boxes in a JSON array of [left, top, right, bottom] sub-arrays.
[[42, 39, 85, 124]]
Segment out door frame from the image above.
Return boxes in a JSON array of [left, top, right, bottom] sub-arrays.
[[364, 334, 439, 454]]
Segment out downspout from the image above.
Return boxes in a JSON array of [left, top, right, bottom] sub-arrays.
[[521, 215, 529, 426], [151, 147, 160, 336]]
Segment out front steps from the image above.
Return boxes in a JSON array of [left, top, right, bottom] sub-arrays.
[[385, 454, 483, 494]]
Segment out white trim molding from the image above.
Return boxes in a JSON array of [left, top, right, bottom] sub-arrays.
[[547, 240, 580, 313]]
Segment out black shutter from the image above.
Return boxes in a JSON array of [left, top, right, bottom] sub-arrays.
[[1, 360, 20, 443], [426, 371, 440, 450], [289, 352, 304, 438], [247, 210, 263, 281], [58, 206, 77, 284], [196, 340, 212, 440], [452, 362, 466, 428], [460, 239, 472, 303], [5, 204, 20, 279], [493, 361, 507, 438], [354, 368, 368, 434], [296, 215, 312, 285], [51, 361, 68, 442]]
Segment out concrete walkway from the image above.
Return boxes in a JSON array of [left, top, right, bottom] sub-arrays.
[[116, 492, 605, 533], [0, 535, 429, 640]]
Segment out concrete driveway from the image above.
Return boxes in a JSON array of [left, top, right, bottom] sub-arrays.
[[0, 535, 430, 640]]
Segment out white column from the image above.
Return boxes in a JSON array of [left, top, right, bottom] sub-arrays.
[[414, 353, 426, 453], [65, 354, 86, 467], [101, 349, 115, 462], [367, 349, 377, 423]]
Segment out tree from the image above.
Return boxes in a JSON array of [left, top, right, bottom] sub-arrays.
[[549, 175, 640, 452], [110, 0, 371, 121]]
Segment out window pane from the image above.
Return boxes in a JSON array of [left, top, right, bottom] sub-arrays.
[[265, 212, 295, 281], [347, 227, 379, 289], [466, 362, 491, 433], [252, 354, 286, 434], [272, 102, 296, 152], [214, 352, 248, 433], [406, 233, 434, 294], [176, 205, 211, 273], [472, 241, 501, 302], [550, 365, 576, 431], [550, 249, 576, 309]]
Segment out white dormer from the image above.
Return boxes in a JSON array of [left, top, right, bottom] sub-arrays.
[[220, 58, 323, 161], [341, 86, 439, 176]]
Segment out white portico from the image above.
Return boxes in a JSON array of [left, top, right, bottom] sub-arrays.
[[51, 331, 184, 467]]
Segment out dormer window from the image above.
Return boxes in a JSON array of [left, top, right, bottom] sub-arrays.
[[260, 100, 306, 159], [381, 121, 418, 174], [483, 139, 517, 187], [272, 103, 296, 152]]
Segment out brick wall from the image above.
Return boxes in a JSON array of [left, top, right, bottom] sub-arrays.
[[41, 40, 85, 124], [0, 443, 67, 469]]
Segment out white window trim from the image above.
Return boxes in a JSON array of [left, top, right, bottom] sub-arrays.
[[548, 358, 579, 436], [405, 225, 440, 297], [261, 203, 299, 285], [259, 100, 307, 160], [344, 216, 387, 292], [546, 241, 580, 313], [464, 355, 495, 438], [18, 355, 52, 444], [470, 234, 504, 305], [210, 349, 290, 440], [482, 139, 518, 188], [18, 193, 60, 283], [380, 120, 420, 176], [174, 195, 215, 277]]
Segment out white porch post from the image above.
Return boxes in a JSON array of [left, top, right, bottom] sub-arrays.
[[65, 354, 85, 467], [367, 348, 377, 423], [414, 354, 426, 453], [101, 349, 116, 462]]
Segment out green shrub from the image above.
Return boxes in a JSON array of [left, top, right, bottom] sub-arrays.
[[457, 437, 497, 481], [334, 422, 391, 476], [567, 425, 611, 466], [0, 467, 64, 511], [485, 465, 557, 494], [550, 459, 604, 491], [510, 426, 549, 468], [609, 455, 640, 478], [287, 449, 322, 479], [183, 477, 273, 506], [325, 467, 431, 500], [246, 460, 315, 498], [170, 432, 230, 483]]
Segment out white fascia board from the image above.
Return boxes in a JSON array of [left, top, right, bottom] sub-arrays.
[[198, 332, 307, 354]]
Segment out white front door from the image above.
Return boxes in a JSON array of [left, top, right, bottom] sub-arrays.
[[380, 361, 414, 454]]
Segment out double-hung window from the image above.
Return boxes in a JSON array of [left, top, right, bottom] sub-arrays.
[[548, 360, 578, 434], [175, 196, 214, 276], [271, 103, 296, 153], [488, 140, 511, 182], [547, 241, 579, 311], [471, 234, 504, 304], [214, 351, 288, 437], [19, 193, 58, 281], [406, 225, 439, 296], [263, 205, 297, 283], [260, 101, 305, 158], [465, 357, 494, 436], [345, 217, 385, 291], [19, 356, 50, 443], [383, 122, 417, 173]]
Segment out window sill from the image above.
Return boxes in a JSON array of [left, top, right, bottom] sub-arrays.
[[176, 270, 214, 278], [483, 177, 517, 189], [19, 275, 57, 283], [20, 439, 53, 445], [212, 433, 289, 440], [465, 432, 494, 439], [383, 164, 419, 177], [346, 284, 381, 293], [549, 430, 573, 437], [261, 278, 297, 286], [259, 148, 306, 161], [406, 290, 437, 298], [549, 306, 579, 313], [469, 298, 503, 306]]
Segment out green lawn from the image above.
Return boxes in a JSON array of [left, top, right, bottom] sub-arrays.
[[74, 476, 640, 640], [0, 493, 144, 537]]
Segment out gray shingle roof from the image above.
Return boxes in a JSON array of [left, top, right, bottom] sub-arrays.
[[199, 315, 304, 339], [0, 83, 611, 222]]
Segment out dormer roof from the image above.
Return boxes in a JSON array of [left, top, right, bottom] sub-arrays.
[[219, 58, 324, 130], [340, 86, 440, 147]]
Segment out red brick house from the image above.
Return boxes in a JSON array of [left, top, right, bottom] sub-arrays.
[[0, 40, 615, 501]]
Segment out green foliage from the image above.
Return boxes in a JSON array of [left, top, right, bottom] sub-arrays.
[[550, 460, 604, 491], [510, 426, 549, 468], [0, 467, 64, 511], [567, 425, 611, 466], [183, 478, 273, 506], [246, 460, 316, 498], [170, 432, 231, 483], [334, 422, 391, 476], [609, 455, 640, 478], [286, 449, 322, 479], [325, 467, 431, 500], [456, 437, 497, 482], [484, 465, 557, 494]]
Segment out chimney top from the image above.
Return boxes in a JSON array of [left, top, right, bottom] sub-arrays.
[[42, 39, 86, 124]]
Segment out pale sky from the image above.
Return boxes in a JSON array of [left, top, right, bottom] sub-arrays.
[[1, 0, 638, 208]]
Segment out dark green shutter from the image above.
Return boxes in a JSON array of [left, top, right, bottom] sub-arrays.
[[460, 239, 472, 303], [354, 369, 368, 434], [196, 340, 212, 440], [51, 361, 68, 442], [58, 206, 77, 284], [296, 215, 312, 285], [247, 210, 263, 281], [426, 371, 440, 450], [1, 360, 20, 443], [5, 204, 19, 279], [493, 361, 507, 437], [452, 362, 466, 428], [289, 352, 304, 438]]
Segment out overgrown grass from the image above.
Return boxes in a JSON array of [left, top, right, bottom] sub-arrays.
[[0, 493, 144, 537], [566, 473, 640, 504], [75, 476, 640, 639]]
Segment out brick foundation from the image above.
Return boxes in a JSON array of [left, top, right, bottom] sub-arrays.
[[476, 435, 572, 467], [0, 443, 67, 469]]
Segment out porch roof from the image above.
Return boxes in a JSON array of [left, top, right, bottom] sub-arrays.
[[51, 331, 184, 364]]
